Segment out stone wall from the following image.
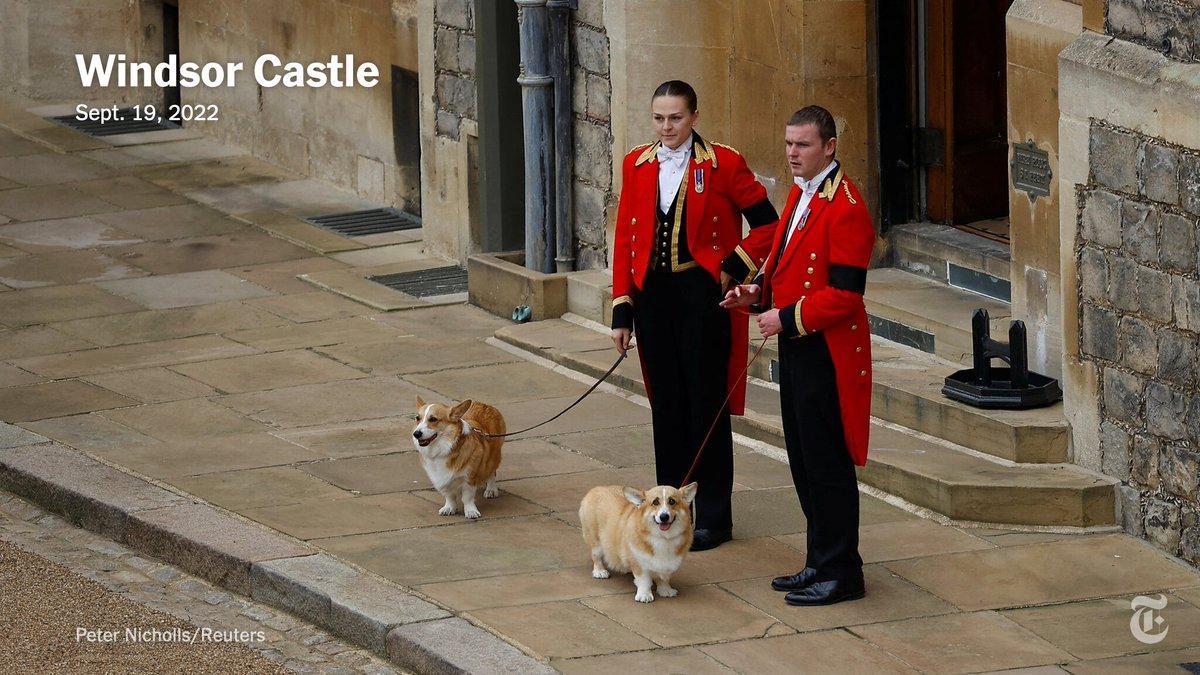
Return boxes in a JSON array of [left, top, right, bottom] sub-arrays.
[[1077, 121, 1200, 562], [1106, 0, 1200, 63], [571, 3, 614, 270], [433, 0, 476, 140]]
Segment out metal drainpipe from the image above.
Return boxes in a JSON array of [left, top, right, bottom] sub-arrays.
[[515, 0, 555, 273], [548, 0, 576, 272]]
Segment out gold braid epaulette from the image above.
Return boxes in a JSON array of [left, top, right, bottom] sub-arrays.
[[711, 142, 741, 155]]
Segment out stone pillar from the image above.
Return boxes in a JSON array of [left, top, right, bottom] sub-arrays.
[[548, 0, 576, 272], [515, 0, 556, 273]]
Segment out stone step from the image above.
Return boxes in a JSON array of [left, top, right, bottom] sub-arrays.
[[494, 319, 1115, 528], [864, 267, 1012, 365], [889, 221, 1011, 290]]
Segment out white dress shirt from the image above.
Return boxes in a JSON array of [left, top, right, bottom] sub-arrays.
[[783, 160, 839, 248], [657, 138, 693, 213]]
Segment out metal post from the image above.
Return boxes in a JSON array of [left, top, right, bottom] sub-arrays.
[[971, 309, 991, 385], [548, 0, 576, 272], [516, 0, 555, 272]]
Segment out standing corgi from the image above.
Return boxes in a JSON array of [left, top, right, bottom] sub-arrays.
[[412, 396, 504, 519], [579, 483, 698, 602]]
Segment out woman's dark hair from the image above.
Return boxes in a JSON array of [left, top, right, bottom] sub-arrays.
[[787, 105, 837, 142], [652, 80, 698, 113]]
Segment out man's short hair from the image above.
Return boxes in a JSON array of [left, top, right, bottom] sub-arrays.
[[653, 80, 698, 113], [788, 105, 837, 142]]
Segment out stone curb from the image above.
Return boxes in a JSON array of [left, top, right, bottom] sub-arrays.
[[0, 423, 553, 673]]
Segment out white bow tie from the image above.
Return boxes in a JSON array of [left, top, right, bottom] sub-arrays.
[[657, 143, 690, 165], [794, 175, 821, 194]]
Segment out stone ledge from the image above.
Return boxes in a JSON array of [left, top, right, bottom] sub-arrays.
[[234, 209, 367, 254], [468, 253, 570, 322], [0, 442, 186, 540], [386, 617, 556, 675], [251, 553, 450, 656]]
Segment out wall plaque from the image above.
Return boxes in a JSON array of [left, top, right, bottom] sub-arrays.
[[1011, 140, 1051, 199]]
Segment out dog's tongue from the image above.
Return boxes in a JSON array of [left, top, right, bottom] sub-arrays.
[[658, 523, 671, 532]]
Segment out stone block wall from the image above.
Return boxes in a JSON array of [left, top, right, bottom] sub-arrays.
[[433, 0, 476, 140], [1106, 0, 1200, 63], [571, 6, 614, 271], [1075, 120, 1200, 563]]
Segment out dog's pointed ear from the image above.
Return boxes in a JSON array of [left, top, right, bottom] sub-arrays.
[[448, 399, 472, 421], [623, 486, 645, 507], [680, 482, 698, 505], [415, 395, 426, 412]]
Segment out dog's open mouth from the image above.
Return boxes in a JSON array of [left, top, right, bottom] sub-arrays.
[[416, 434, 436, 447], [658, 521, 672, 532]]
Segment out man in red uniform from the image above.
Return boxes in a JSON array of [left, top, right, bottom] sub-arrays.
[[611, 80, 778, 551], [722, 106, 875, 604]]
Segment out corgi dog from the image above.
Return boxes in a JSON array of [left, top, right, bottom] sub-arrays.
[[579, 483, 698, 603], [412, 396, 504, 519]]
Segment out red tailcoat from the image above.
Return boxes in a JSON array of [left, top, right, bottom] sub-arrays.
[[612, 135, 778, 415], [759, 163, 876, 465]]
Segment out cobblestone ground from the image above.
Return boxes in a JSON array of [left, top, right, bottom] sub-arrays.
[[0, 490, 405, 674]]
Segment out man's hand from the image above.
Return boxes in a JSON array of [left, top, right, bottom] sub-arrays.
[[612, 327, 632, 356], [720, 284, 761, 310], [756, 309, 783, 338]]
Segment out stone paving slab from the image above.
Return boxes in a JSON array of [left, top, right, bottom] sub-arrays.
[[0, 362, 43, 388], [468, 600, 657, 659], [13, 334, 260, 378], [544, 426, 658, 467], [582, 585, 784, 648], [216, 377, 444, 429], [78, 137, 244, 168], [852, 610, 1074, 674], [0, 129, 47, 157], [495, 392, 653, 438], [298, 452, 433, 495], [234, 210, 365, 255], [227, 256, 352, 295], [0, 248, 146, 288], [1, 318, 124, 359], [21, 413, 162, 455], [92, 203, 245, 241], [832, 518, 994, 564], [0, 184, 124, 221], [0, 215, 142, 252], [1064, 646, 1200, 672], [885, 534, 1200, 611], [173, 466, 351, 511], [242, 492, 461, 540], [553, 645, 735, 674], [100, 399, 271, 441], [169, 349, 366, 394], [113, 232, 313, 276], [251, 553, 450, 656], [416, 566, 622, 612], [87, 433, 322, 480], [316, 334, 523, 376], [0, 442, 186, 539], [188, 179, 376, 217], [97, 270, 278, 309], [0, 283, 142, 327], [721, 565, 956, 633], [315, 515, 585, 586], [0, 152, 113, 186], [224, 316, 401, 351], [1001, 593, 1200, 660], [404, 360, 596, 404], [138, 156, 298, 192], [385, 617, 556, 675], [699, 630, 916, 673], [499, 465, 659, 513], [76, 175, 192, 211], [125, 502, 314, 595], [80, 367, 221, 403], [330, 243, 430, 268], [0, 379, 137, 422], [245, 291, 373, 324], [274, 417, 415, 458], [371, 304, 513, 340], [668, 537, 812, 588], [0, 421, 48, 448]]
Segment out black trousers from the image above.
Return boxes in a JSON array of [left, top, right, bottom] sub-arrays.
[[778, 332, 864, 582], [634, 267, 733, 531]]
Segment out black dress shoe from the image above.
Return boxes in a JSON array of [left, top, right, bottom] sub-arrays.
[[690, 528, 732, 551], [771, 567, 817, 592], [784, 578, 865, 606]]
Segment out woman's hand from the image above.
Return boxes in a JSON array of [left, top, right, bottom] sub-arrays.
[[612, 328, 633, 356], [719, 284, 761, 309]]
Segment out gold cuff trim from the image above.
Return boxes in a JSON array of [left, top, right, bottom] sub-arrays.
[[794, 297, 808, 337], [734, 246, 757, 284], [613, 295, 634, 308]]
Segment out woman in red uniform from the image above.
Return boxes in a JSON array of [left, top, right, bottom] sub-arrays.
[[610, 80, 778, 551]]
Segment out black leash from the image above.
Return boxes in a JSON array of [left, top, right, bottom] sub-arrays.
[[477, 347, 633, 439]]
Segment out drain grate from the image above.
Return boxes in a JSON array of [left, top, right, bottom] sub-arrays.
[[304, 208, 421, 237], [370, 266, 468, 297], [49, 109, 179, 137]]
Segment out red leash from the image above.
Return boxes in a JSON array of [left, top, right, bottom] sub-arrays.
[[680, 335, 770, 486]]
